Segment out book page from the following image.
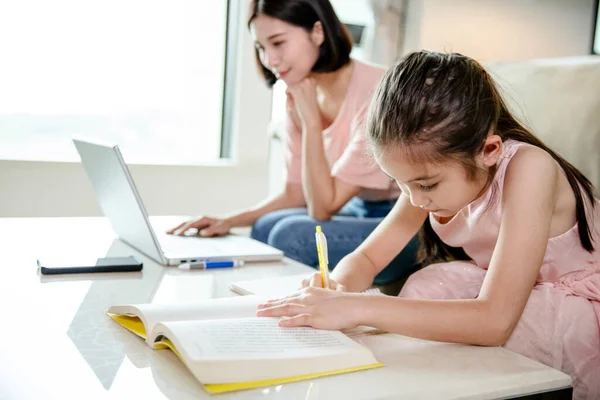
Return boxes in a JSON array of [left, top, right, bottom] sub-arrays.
[[158, 317, 365, 360], [108, 295, 264, 340], [230, 275, 382, 298], [153, 317, 380, 384], [228, 277, 384, 337], [229, 274, 309, 298]]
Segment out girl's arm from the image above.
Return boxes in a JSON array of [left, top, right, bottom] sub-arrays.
[[350, 147, 560, 345], [331, 194, 428, 292], [259, 147, 561, 346]]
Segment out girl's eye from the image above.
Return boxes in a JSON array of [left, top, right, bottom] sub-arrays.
[[420, 183, 438, 192], [273, 41, 284, 47]]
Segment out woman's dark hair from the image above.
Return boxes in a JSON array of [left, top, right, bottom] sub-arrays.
[[367, 51, 597, 265], [247, 0, 352, 87]]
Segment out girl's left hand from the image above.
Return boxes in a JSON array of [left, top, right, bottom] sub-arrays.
[[256, 287, 359, 330], [286, 78, 321, 131]]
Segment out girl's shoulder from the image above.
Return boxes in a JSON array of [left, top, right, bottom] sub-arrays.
[[504, 144, 559, 183], [482, 140, 560, 213], [501, 141, 587, 244]]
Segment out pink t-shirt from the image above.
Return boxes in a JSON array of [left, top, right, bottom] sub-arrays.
[[285, 59, 401, 202]]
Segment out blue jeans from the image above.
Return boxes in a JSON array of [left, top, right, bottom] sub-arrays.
[[251, 197, 420, 285]]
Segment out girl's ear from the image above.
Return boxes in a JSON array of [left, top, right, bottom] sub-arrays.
[[310, 21, 325, 47], [480, 134, 503, 168]]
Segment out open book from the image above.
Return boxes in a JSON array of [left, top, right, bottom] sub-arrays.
[[107, 296, 382, 393], [229, 273, 382, 298], [229, 274, 386, 338]]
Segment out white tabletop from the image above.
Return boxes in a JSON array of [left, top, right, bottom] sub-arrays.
[[0, 217, 572, 400]]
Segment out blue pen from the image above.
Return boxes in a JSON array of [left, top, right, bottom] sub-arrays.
[[178, 260, 245, 270]]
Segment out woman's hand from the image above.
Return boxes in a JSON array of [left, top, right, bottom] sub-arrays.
[[256, 287, 359, 330], [301, 272, 347, 291], [286, 78, 321, 131], [166, 217, 232, 237]]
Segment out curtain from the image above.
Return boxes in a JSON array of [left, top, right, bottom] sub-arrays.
[[360, 0, 406, 66]]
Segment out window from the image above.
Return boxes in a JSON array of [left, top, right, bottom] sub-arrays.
[[330, 0, 373, 61], [0, 0, 233, 165]]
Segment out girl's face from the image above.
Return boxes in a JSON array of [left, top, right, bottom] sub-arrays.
[[250, 14, 324, 86], [375, 137, 503, 218]]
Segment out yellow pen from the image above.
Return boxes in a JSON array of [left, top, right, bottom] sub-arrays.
[[315, 225, 331, 289]]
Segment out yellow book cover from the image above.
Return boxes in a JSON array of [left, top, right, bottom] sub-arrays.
[[106, 296, 383, 394]]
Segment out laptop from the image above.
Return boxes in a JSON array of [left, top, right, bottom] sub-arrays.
[[73, 138, 284, 266]]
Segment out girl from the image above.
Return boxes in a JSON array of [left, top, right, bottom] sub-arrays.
[[256, 51, 600, 399], [169, 0, 419, 285]]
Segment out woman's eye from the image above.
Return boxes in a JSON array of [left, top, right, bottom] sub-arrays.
[[273, 41, 284, 47], [420, 183, 438, 192]]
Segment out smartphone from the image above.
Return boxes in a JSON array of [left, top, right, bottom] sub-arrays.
[[38, 256, 143, 275]]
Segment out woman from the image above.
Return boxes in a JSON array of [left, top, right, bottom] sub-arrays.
[[169, 0, 418, 285]]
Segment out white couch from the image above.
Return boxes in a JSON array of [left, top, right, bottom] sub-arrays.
[[486, 56, 600, 192]]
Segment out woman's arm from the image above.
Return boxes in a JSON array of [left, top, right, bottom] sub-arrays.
[[301, 122, 362, 220], [287, 79, 361, 221], [226, 182, 306, 228], [167, 182, 306, 236], [332, 194, 428, 292]]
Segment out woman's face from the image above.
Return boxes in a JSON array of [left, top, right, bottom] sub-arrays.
[[250, 14, 323, 86]]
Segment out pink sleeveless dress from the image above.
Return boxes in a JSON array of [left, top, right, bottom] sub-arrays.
[[400, 140, 600, 399]]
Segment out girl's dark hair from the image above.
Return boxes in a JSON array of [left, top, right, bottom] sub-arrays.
[[367, 51, 596, 265], [247, 0, 352, 87]]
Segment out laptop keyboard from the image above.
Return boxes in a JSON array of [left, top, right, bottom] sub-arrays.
[[158, 233, 223, 253], [156, 232, 266, 258]]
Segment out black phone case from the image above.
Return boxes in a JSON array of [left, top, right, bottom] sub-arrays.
[[39, 259, 143, 275]]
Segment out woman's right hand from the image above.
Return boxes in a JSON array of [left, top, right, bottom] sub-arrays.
[[166, 217, 232, 237], [301, 272, 347, 292]]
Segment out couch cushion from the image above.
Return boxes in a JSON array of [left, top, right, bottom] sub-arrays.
[[486, 56, 600, 193]]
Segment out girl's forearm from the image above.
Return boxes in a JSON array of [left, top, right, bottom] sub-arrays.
[[350, 295, 508, 346], [331, 250, 380, 292]]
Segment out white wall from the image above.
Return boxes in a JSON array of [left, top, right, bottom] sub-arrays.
[[0, 0, 273, 218], [404, 0, 597, 62]]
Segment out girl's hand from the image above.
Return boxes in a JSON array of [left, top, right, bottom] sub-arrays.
[[256, 287, 359, 330], [166, 216, 232, 237], [301, 272, 347, 291], [286, 78, 320, 131]]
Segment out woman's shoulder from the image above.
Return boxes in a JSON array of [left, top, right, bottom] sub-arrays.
[[351, 59, 387, 88], [346, 59, 388, 108], [352, 58, 387, 78]]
